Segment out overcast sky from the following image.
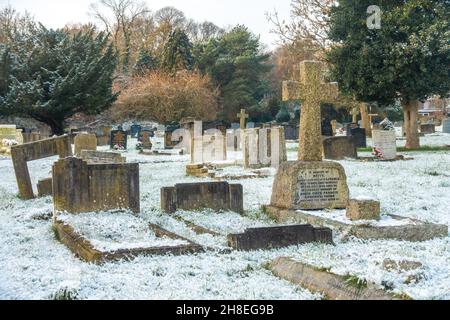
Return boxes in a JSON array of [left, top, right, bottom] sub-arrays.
[[1, 0, 293, 48]]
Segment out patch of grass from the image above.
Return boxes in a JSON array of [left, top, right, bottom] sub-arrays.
[[51, 288, 79, 300], [426, 171, 440, 176], [343, 275, 368, 290]]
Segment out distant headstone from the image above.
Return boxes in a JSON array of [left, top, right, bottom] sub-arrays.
[[321, 119, 333, 137], [372, 130, 397, 160], [138, 130, 153, 150], [164, 124, 181, 149], [130, 124, 142, 138], [420, 124, 435, 134], [74, 133, 97, 156], [231, 123, 240, 130], [37, 178, 53, 197], [246, 122, 255, 129], [349, 127, 367, 148], [0, 125, 18, 141], [283, 124, 298, 141], [443, 119, 450, 134], [323, 136, 357, 160], [110, 130, 128, 150], [161, 182, 243, 214]]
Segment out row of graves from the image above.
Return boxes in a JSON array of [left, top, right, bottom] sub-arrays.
[[4, 61, 449, 300]]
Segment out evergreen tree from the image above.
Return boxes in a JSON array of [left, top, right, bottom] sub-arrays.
[[161, 28, 194, 74], [0, 26, 118, 135], [196, 25, 271, 122], [276, 105, 291, 123], [327, 0, 450, 148], [133, 48, 158, 76]]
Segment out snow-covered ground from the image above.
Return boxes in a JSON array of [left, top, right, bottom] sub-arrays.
[[0, 133, 449, 300]]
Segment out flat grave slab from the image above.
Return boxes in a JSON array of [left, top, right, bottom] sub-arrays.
[[265, 206, 448, 242], [54, 212, 203, 264], [270, 257, 403, 300]]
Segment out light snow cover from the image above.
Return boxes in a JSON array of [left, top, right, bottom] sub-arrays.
[[0, 132, 449, 300], [57, 212, 189, 252]]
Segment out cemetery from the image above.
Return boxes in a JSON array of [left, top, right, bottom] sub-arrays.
[[0, 0, 449, 303]]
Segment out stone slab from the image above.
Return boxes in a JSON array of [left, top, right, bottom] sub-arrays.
[[37, 177, 53, 197], [161, 182, 243, 214], [270, 161, 349, 210], [53, 219, 203, 264], [80, 150, 126, 164], [266, 206, 448, 242], [228, 224, 332, 251], [270, 257, 403, 300]]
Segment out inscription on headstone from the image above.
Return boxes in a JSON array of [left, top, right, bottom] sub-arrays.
[[296, 169, 340, 203], [110, 130, 128, 150]]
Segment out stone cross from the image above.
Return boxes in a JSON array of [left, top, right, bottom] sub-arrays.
[[350, 107, 360, 123], [282, 61, 339, 161], [359, 103, 371, 137], [237, 109, 249, 130]]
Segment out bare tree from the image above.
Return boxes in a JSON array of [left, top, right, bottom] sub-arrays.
[[0, 6, 35, 44], [267, 0, 336, 52], [89, 0, 149, 73]]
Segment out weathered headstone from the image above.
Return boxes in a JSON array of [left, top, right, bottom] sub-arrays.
[[372, 130, 397, 160], [323, 136, 357, 160], [161, 182, 243, 214], [346, 199, 381, 221], [110, 129, 128, 150], [11, 135, 72, 199], [52, 157, 139, 213], [348, 127, 367, 148], [164, 124, 181, 149], [442, 119, 450, 134], [273, 61, 349, 211], [228, 225, 333, 251], [138, 130, 153, 150], [420, 124, 435, 134], [74, 133, 97, 156], [37, 178, 53, 197], [246, 122, 255, 129], [80, 150, 125, 164], [0, 125, 18, 141], [283, 124, 299, 141], [130, 124, 142, 138]]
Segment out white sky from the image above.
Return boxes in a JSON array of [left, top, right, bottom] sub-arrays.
[[1, 0, 293, 48]]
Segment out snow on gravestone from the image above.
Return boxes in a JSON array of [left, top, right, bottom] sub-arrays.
[[372, 130, 397, 160]]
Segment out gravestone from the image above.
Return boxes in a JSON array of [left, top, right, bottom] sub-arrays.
[[11, 135, 72, 199], [348, 127, 367, 148], [420, 124, 435, 134], [347, 199, 381, 221], [110, 129, 128, 150], [272, 61, 349, 211], [52, 157, 139, 213], [442, 119, 450, 134], [321, 119, 333, 137], [323, 136, 357, 160], [228, 225, 333, 251], [80, 150, 125, 164], [74, 133, 97, 156], [372, 130, 397, 160], [37, 178, 53, 197], [0, 125, 18, 141], [164, 124, 181, 149], [95, 126, 112, 146], [130, 124, 142, 138], [246, 122, 255, 129], [283, 124, 299, 141], [231, 123, 240, 130], [138, 130, 153, 150], [242, 127, 287, 169], [161, 182, 243, 214]]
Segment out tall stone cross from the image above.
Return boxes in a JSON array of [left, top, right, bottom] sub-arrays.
[[350, 107, 360, 123], [282, 61, 339, 161], [237, 109, 249, 130]]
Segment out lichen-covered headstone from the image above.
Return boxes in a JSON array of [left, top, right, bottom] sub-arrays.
[[74, 133, 97, 156]]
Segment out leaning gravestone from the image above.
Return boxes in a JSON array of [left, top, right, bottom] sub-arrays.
[[110, 129, 128, 150], [11, 135, 72, 199], [272, 61, 349, 211], [441, 119, 450, 134], [74, 133, 97, 156], [372, 130, 397, 160]]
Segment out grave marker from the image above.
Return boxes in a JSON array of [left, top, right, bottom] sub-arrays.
[[372, 130, 397, 160], [138, 130, 153, 150], [323, 136, 357, 160], [74, 133, 97, 156], [442, 119, 450, 134], [130, 124, 142, 138], [110, 129, 128, 150]]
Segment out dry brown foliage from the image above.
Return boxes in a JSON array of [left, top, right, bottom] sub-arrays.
[[111, 71, 219, 124]]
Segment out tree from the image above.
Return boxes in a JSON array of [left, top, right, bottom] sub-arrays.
[[0, 26, 118, 135], [276, 105, 291, 123], [327, 0, 450, 148], [161, 28, 194, 74], [196, 25, 272, 122], [111, 71, 219, 124], [133, 47, 158, 75], [90, 0, 149, 73]]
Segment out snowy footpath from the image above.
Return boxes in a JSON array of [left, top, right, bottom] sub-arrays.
[[0, 134, 449, 300]]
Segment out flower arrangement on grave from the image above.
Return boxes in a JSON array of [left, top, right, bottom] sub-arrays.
[[113, 144, 125, 151], [1, 139, 18, 147], [372, 147, 385, 160], [135, 142, 144, 152]]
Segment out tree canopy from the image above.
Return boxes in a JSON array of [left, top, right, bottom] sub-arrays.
[[0, 25, 118, 134]]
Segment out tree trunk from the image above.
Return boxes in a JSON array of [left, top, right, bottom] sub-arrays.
[[402, 99, 420, 149]]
